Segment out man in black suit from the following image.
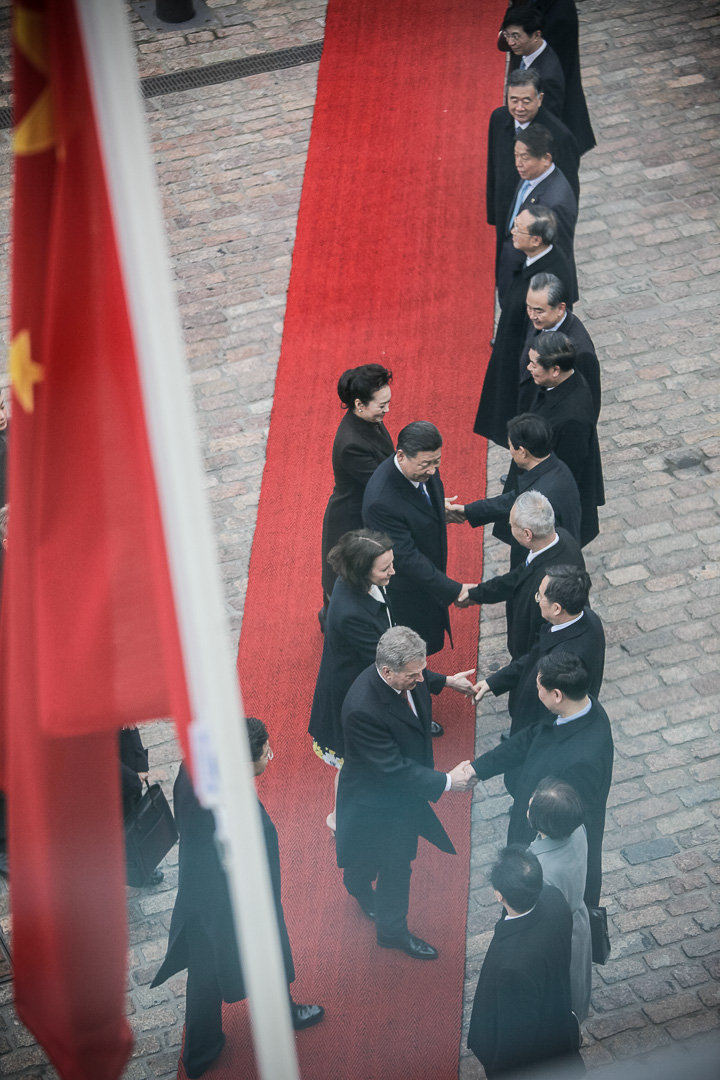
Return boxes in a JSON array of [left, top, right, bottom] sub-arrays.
[[467, 490, 584, 659], [474, 207, 574, 447], [455, 414, 581, 565], [487, 69, 580, 277], [336, 627, 476, 958], [519, 271, 600, 416], [502, 6, 565, 117], [474, 565, 605, 736], [467, 846, 583, 1078], [152, 717, 323, 1079], [362, 421, 475, 655], [497, 125, 578, 307], [497, 0, 596, 154], [470, 652, 614, 906], [526, 333, 605, 545]]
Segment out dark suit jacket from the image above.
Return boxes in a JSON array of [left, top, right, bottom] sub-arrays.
[[336, 664, 454, 868], [518, 311, 601, 419], [152, 765, 295, 999], [362, 456, 461, 655], [498, 0, 595, 154], [529, 371, 605, 545], [308, 578, 446, 757], [497, 166, 578, 307], [509, 43, 566, 119], [486, 107, 580, 275], [472, 697, 614, 906], [468, 884, 583, 1077], [321, 410, 394, 598], [474, 244, 574, 447], [468, 527, 584, 659], [487, 606, 606, 734], [465, 454, 582, 565]]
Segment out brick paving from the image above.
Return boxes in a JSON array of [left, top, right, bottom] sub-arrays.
[[0, 0, 718, 1077]]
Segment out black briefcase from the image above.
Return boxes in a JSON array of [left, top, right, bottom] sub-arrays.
[[124, 781, 178, 887], [588, 905, 611, 965]]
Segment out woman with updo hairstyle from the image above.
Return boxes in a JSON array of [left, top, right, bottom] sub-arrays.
[[528, 776, 592, 1022], [320, 364, 393, 620]]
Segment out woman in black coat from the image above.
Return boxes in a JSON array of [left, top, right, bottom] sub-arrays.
[[320, 364, 394, 613]]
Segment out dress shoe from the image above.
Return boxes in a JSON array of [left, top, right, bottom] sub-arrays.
[[143, 867, 164, 887], [430, 720, 444, 737], [377, 931, 438, 959], [290, 1002, 325, 1030]]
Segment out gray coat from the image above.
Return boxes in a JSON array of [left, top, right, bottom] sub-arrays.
[[530, 828, 592, 1022]]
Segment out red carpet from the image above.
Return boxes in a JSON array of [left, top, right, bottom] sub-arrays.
[[182, 1, 505, 1077]]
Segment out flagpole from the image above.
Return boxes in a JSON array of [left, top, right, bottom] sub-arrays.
[[73, 4, 302, 1078]]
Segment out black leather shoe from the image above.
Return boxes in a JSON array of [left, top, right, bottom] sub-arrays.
[[377, 931, 438, 959], [430, 720, 444, 737], [354, 891, 376, 920], [143, 867, 164, 887], [290, 1002, 325, 1030]]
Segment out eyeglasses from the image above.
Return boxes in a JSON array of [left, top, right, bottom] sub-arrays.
[[512, 220, 532, 235], [502, 31, 524, 42]]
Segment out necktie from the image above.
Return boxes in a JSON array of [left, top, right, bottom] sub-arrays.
[[420, 482, 433, 506], [519, 57, 527, 69], [507, 179, 531, 233]]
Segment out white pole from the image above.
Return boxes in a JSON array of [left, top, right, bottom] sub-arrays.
[[73, 4, 301, 1078]]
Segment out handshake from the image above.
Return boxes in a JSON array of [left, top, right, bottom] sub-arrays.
[[448, 760, 478, 792]]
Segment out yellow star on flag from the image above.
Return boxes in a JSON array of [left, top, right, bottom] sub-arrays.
[[10, 329, 43, 413], [13, 6, 55, 157]]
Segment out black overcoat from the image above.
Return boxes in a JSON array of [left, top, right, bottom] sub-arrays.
[[119, 727, 149, 818], [151, 764, 295, 1000], [498, 0, 596, 154], [336, 665, 455, 868], [468, 884, 583, 1078], [465, 453, 582, 565], [486, 107, 580, 275], [486, 606, 606, 734], [497, 166, 578, 308], [308, 578, 446, 758], [529, 370, 604, 545], [362, 456, 461, 655], [473, 244, 573, 447], [468, 527, 584, 659], [508, 44, 566, 119], [321, 409, 394, 599], [472, 697, 614, 906], [518, 311, 601, 419]]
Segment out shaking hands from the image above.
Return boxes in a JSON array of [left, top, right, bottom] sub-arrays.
[[444, 496, 466, 524], [447, 760, 478, 792]]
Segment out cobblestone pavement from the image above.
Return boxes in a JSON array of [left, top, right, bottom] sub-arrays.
[[0, 0, 718, 1077]]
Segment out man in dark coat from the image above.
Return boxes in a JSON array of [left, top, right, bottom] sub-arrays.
[[468, 490, 584, 659], [152, 718, 323, 1078], [336, 627, 476, 958], [498, 0, 596, 154], [487, 69, 580, 276], [474, 207, 574, 447], [456, 414, 581, 566], [496, 125, 578, 307], [467, 846, 583, 1077], [526, 333, 605, 545], [362, 422, 475, 655], [519, 271, 600, 416], [502, 7, 565, 118], [470, 652, 614, 907], [475, 565, 605, 737]]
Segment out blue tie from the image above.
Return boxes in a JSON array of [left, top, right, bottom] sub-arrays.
[[519, 57, 527, 69], [507, 179, 531, 232], [420, 483, 433, 506]]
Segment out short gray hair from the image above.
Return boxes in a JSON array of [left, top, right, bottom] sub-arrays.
[[528, 272, 567, 308], [376, 626, 426, 671], [525, 205, 557, 245], [512, 491, 555, 539]]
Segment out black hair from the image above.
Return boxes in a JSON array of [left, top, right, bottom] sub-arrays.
[[515, 123, 554, 160], [528, 777, 585, 839], [528, 271, 567, 307], [246, 716, 269, 762], [522, 204, 557, 244], [327, 529, 393, 593], [490, 845, 543, 913], [397, 421, 443, 456], [502, 6, 544, 35], [531, 332, 576, 372], [537, 652, 591, 699], [507, 68, 543, 94], [506, 413, 553, 457], [337, 364, 392, 410], [543, 564, 591, 613]]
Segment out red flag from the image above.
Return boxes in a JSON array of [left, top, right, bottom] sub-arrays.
[[4, 0, 191, 1075]]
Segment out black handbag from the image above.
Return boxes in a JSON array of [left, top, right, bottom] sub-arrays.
[[124, 781, 178, 887], [588, 904, 611, 965]]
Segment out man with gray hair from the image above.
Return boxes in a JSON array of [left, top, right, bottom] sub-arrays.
[[336, 626, 476, 959], [466, 491, 584, 659]]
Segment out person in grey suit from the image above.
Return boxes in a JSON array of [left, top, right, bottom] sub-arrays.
[[529, 778, 592, 1022], [497, 125, 578, 307]]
